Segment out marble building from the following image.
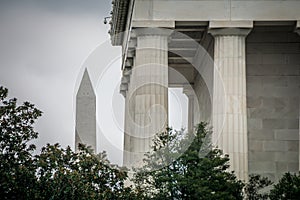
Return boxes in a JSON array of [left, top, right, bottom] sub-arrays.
[[95, 0, 300, 182]]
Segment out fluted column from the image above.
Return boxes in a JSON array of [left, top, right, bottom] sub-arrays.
[[123, 92, 130, 167], [126, 28, 171, 168], [121, 68, 132, 167], [209, 22, 252, 180], [183, 86, 195, 132], [295, 21, 300, 171]]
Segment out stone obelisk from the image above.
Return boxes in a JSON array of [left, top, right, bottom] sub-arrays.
[[75, 68, 96, 152]]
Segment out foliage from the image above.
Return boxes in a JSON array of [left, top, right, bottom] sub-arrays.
[[0, 86, 42, 199], [35, 143, 133, 200], [0, 86, 134, 200], [244, 174, 272, 200], [133, 122, 244, 200], [269, 172, 300, 200], [2, 85, 300, 200]]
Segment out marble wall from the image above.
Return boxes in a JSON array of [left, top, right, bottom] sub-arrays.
[[246, 26, 300, 181]]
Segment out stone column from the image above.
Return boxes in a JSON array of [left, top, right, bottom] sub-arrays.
[[121, 68, 132, 167], [295, 21, 300, 171], [126, 28, 171, 168], [183, 86, 195, 132], [123, 92, 130, 167], [209, 21, 252, 180]]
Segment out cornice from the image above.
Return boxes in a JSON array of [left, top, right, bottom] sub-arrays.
[[109, 0, 131, 46]]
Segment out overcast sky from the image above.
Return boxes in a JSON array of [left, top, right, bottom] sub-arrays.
[[0, 0, 187, 165]]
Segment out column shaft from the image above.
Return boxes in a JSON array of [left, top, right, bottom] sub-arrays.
[[296, 24, 300, 171], [188, 96, 195, 132], [210, 27, 251, 180], [126, 28, 170, 167], [183, 86, 195, 132], [123, 91, 131, 167]]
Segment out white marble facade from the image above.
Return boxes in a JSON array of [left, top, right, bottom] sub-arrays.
[[107, 0, 300, 182]]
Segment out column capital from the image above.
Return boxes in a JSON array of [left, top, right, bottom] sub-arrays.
[[208, 21, 253, 36], [295, 20, 300, 35], [134, 27, 173, 37], [120, 67, 132, 97], [120, 83, 128, 97], [182, 85, 195, 98]]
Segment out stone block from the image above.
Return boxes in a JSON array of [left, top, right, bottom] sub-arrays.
[[247, 32, 288, 43], [287, 162, 299, 172], [276, 162, 288, 172], [262, 54, 286, 65], [247, 83, 265, 97], [246, 54, 262, 65], [281, 65, 300, 75], [249, 161, 276, 173], [132, 20, 175, 28], [279, 107, 299, 119], [249, 151, 275, 162], [288, 77, 300, 87], [248, 107, 275, 118], [274, 129, 299, 141], [246, 44, 263, 54], [251, 64, 279, 76], [249, 140, 263, 151], [263, 119, 286, 129], [247, 96, 262, 108], [274, 152, 298, 162], [248, 118, 263, 130], [263, 141, 287, 152], [247, 76, 263, 87], [262, 97, 286, 109], [286, 119, 299, 129], [248, 129, 274, 140], [262, 77, 288, 88], [247, 43, 300, 54], [289, 97, 300, 107], [288, 54, 300, 65], [286, 141, 299, 152], [276, 87, 300, 97], [209, 20, 253, 28]]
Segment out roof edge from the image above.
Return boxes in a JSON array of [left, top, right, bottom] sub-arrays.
[[109, 0, 131, 46]]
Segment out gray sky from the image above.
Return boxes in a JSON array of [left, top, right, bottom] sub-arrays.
[[0, 0, 187, 165]]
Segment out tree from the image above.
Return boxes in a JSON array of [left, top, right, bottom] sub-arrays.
[[133, 122, 244, 200], [5, 85, 300, 200], [244, 174, 272, 200], [0, 86, 42, 199], [269, 172, 300, 200], [35, 143, 133, 200], [0, 86, 135, 199]]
